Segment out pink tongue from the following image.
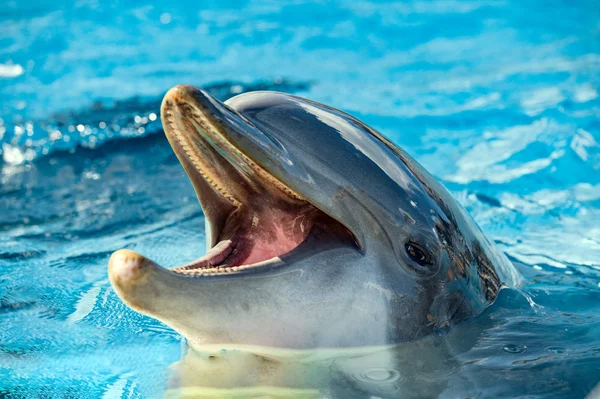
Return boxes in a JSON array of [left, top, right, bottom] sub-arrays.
[[232, 207, 315, 266]]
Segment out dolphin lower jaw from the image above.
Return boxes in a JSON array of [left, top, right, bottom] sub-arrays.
[[108, 242, 394, 348]]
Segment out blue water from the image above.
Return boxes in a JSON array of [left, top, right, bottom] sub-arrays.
[[1, 0, 599, 397]]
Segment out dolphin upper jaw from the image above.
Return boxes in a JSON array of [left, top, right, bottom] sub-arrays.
[[160, 85, 307, 205]]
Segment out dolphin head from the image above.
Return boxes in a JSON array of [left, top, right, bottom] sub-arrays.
[[108, 85, 513, 349]]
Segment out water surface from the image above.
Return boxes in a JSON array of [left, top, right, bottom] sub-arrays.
[[1, 0, 599, 397]]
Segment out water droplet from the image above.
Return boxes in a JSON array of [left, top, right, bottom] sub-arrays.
[[502, 344, 526, 354]]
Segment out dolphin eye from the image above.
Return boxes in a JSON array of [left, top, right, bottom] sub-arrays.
[[405, 242, 432, 266]]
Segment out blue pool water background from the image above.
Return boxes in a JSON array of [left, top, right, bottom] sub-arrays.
[[1, 0, 599, 397]]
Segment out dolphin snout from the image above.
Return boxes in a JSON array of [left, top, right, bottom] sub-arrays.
[[108, 249, 170, 314], [108, 249, 150, 285]]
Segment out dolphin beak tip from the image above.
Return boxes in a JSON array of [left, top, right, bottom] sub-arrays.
[[163, 84, 205, 105], [161, 84, 216, 125], [108, 249, 150, 287]]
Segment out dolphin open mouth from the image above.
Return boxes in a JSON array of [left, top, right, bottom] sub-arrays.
[[159, 85, 354, 276]]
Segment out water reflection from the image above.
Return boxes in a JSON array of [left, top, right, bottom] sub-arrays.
[[166, 288, 600, 398]]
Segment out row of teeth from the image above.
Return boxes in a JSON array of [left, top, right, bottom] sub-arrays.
[[174, 100, 305, 202], [171, 253, 281, 276], [163, 104, 242, 207], [169, 263, 260, 276], [169, 240, 233, 274]]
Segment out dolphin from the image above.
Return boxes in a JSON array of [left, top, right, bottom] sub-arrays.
[[108, 85, 520, 351]]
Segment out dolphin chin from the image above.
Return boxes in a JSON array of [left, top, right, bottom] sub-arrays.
[[108, 84, 521, 349]]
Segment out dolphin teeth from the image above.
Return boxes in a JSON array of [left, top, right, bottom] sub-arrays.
[[168, 256, 283, 277], [164, 93, 305, 203], [170, 240, 233, 272], [162, 106, 242, 207]]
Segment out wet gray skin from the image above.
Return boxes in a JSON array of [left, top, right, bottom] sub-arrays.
[[108, 85, 521, 350]]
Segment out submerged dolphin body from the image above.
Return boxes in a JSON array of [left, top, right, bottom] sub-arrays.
[[108, 85, 520, 350]]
